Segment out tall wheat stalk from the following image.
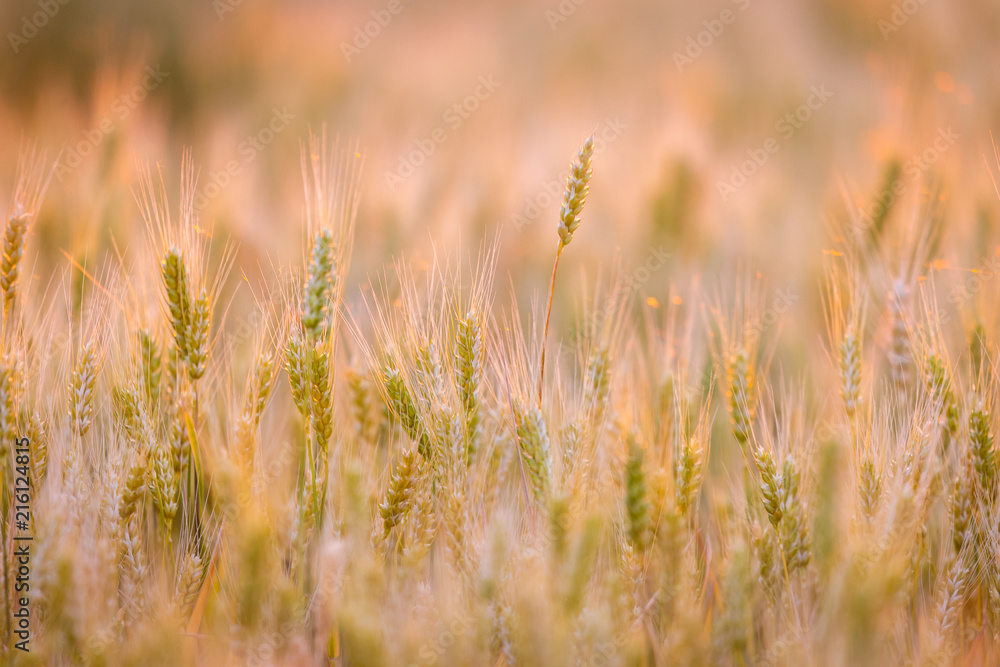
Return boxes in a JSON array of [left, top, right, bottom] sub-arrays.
[[538, 135, 594, 405]]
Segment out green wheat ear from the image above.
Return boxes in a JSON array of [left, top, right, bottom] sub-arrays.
[[727, 346, 755, 448], [187, 287, 211, 381], [162, 247, 191, 360], [286, 332, 311, 419], [138, 329, 162, 403], [839, 322, 861, 418], [969, 397, 995, 501], [302, 228, 336, 339], [624, 434, 650, 553], [455, 309, 483, 463], [514, 399, 551, 504], [385, 366, 431, 459]]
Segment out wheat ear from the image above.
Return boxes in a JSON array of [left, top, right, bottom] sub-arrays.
[[538, 135, 594, 405], [69, 343, 98, 438], [456, 309, 483, 463], [302, 228, 336, 339], [970, 396, 995, 501], [624, 434, 650, 553], [0, 209, 29, 318], [514, 399, 551, 504], [162, 247, 191, 361]]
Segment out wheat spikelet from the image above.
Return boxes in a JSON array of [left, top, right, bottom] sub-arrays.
[[2, 150, 52, 318], [416, 337, 443, 390], [248, 349, 275, 427], [25, 408, 47, 482], [970, 322, 988, 377], [559, 418, 586, 483], [187, 287, 211, 381], [726, 346, 755, 448], [924, 353, 958, 445], [514, 399, 551, 504], [950, 470, 973, 554], [442, 471, 469, 575], [346, 366, 373, 442], [624, 434, 650, 552], [888, 279, 911, 391], [539, 135, 596, 404], [675, 436, 706, 517], [119, 514, 146, 627], [237, 348, 276, 461], [169, 387, 192, 475], [137, 329, 162, 404], [456, 309, 483, 463], [114, 388, 154, 471], [755, 447, 782, 527], [402, 477, 435, 568], [925, 556, 970, 661], [778, 457, 810, 572], [380, 448, 418, 538], [385, 366, 430, 459], [173, 553, 204, 621], [1, 210, 29, 317], [309, 343, 334, 456], [858, 456, 882, 522], [302, 228, 336, 339], [969, 396, 995, 500], [149, 444, 179, 535], [557, 136, 595, 249], [754, 521, 778, 594], [161, 247, 191, 360], [285, 331, 311, 419], [119, 457, 146, 523], [69, 343, 98, 438], [583, 344, 610, 413], [840, 321, 862, 418]]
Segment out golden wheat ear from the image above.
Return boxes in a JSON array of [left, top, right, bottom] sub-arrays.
[[2, 148, 54, 323]]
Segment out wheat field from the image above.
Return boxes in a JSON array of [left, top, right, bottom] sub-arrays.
[[3, 1, 1000, 666]]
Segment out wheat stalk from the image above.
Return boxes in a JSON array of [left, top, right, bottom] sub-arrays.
[[538, 135, 595, 405]]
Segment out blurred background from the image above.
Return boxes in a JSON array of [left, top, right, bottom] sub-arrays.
[[2, 0, 1000, 352]]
